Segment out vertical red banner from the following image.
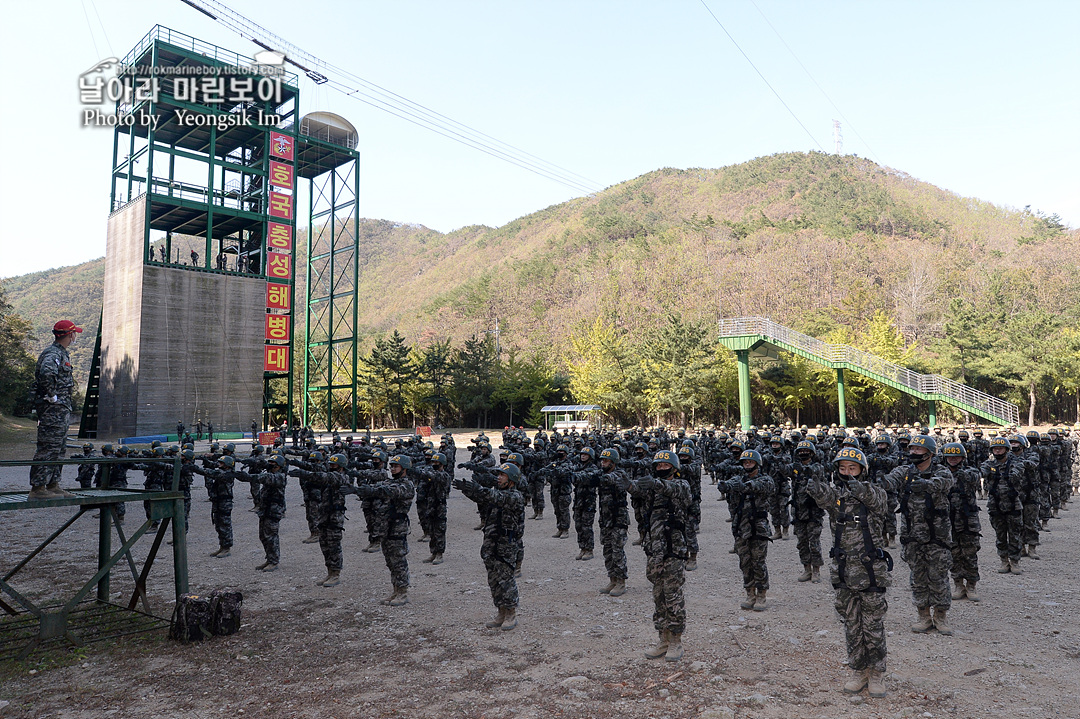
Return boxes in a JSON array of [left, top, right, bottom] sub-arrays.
[[266, 282, 291, 311], [264, 314, 291, 342], [269, 131, 294, 161], [264, 345, 289, 372], [266, 253, 292, 280]]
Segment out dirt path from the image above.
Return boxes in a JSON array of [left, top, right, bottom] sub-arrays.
[[2, 436, 1078, 718]]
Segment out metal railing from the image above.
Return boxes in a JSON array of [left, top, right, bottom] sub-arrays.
[[718, 316, 1020, 425], [121, 25, 298, 85]]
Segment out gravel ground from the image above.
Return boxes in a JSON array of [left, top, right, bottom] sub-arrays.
[[1, 435, 1079, 718]]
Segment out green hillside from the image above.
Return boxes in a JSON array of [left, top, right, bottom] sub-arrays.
[[3, 151, 1078, 423]]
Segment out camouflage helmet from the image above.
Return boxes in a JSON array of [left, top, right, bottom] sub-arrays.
[[115, 445, 129, 456], [181, 448, 195, 460], [210, 443, 220, 453], [908, 435, 937, 455], [151, 440, 162, 449], [651, 449, 681, 472], [166, 445, 180, 456], [555, 443, 569, 455], [738, 449, 763, 467], [372, 450, 388, 465], [82, 442, 94, 452], [328, 453, 349, 469], [151, 446, 166, 457], [218, 455, 236, 469], [252, 444, 265, 455], [430, 452, 446, 466], [309, 451, 325, 462], [579, 447, 596, 461], [269, 454, 287, 469], [941, 442, 967, 460], [1010, 434, 1029, 449], [677, 445, 695, 460], [795, 440, 815, 454], [496, 462, 522, 487], [599, 447, 620, 463], [875, 434, 893, 446], [506, 452, 524, 467], [223, 443, 236, 454], [989, 436, 1009, 449], [389, 454, 412, 470], [833, 446, 868, 470]]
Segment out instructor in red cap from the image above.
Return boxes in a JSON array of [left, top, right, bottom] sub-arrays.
[[28, 320, 82, 499]]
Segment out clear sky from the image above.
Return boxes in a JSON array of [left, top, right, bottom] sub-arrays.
[[1, 0, 1077, 277]]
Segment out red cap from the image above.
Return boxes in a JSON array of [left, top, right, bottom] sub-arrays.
[[53, 320, 83, 335]]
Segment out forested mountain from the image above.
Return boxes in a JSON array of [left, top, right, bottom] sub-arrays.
[[3, 152, 1078, 426]]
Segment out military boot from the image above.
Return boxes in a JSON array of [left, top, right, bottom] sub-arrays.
[[782, 525, 790, 539], [302, 532, 320, 544], [262, 562, 278, 572], [842, 669, 868, 694], [797, 565, 813, 582], [319, 570, 341, 587], [1010, 558, 1023, 575], [1027, 544, 1040, 560], [531, 509, 541, 520], [485, 607, 506, 628], [665, 633, 683, 662], [770, 527, 782, 540], [27, 485, 52, 500], [514, 560, 522, 578], [422, 554, 436, 563], [932, 607, 953, 636], [364, 541, 381, 553], [685, 553, 698, 572], [46, 483, 76, 498], [419, 533, 430, 542], [600, 579, 617, 594], [500, 608, 517, 631], [728, 544, 737, 554], [576, 549, 593, 561], [966, 580, 980, 602], [866, 669, 886, 698], [811, 566, 822, 583], [431, 553, 444, 565], [608, 579, 626, 597], [951, 579, 967, 600], [256, 560, 272, 570], [997, 557, 1011, 573], [554, 529, 569, 539], [752, 590, 767, 611], [632, 533, 644, 546], [739, 589, 756, 610], [388, 588, 408, 606], [911, 607, 933, 633], [644, 630, 669, 659]]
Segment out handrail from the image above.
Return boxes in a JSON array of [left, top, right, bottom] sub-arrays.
[[718, 316, 1020, 425]]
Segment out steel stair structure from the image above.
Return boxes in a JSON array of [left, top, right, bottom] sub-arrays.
[[718, 316, 1019, 429]]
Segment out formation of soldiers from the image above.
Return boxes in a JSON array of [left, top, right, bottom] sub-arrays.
[[65, 420, 1079, 697]]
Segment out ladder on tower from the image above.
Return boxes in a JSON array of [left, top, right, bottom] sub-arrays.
[[717, 316, 1020, 427], [78, 310, 103, 440]]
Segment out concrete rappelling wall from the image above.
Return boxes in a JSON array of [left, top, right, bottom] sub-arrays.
[[97, 197, 265, 439]]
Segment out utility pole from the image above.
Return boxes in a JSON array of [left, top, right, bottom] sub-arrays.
[[832, 119, 843, 155]]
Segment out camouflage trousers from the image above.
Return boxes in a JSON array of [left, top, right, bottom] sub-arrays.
[[211, 498, 234, 549], [77, 465, 95, 489], [835, 587, 888, 672], [249, 481, 260, 510], [686, 497, 701, 555], [416, 486, 431, 537], [363, 498, 388, 543], [529, 475, 546, 513], [735, 535, 770, 591], [259, 516, 281, 564], [1038, 478, 1053, 521], [551, 484, 572, 532], [30, 405, 67, 488], [950, 531, 980, 583], [902, 543, 951, 610], [645, 555, 686, 635], [989, 512, 1022, 562], [300, 480, 321, 535], [1047, 471, 1062, 511], [181, 487, 191, 531], [770, 486, 790, 531], [884, 493, 899, 540], [1021, 502, 1040, 546], [793, 519, 823, 568], [424, 499, 448, 555], [574, 492, 597, 551], [600, 526, 628, 580], [481, 542, 519, 609], [632, 495, 646, 541], [382, 537, 409, 589], [318, 510, 345, 571]]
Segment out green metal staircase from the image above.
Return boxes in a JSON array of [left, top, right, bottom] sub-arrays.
[[718, 316, 1019, 428]]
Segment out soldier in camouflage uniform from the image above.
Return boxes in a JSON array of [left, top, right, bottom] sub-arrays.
[[809, 447, 892, 698], [354, 454, 415, 604], [571, 447, 600, 561], [624, 442, 652, 546], [764, 436, 791, 540], [289, 453, 353, 587], [790, 440, 825, 583], [414, 452, 452, 565], [982, 437, 1025, 575], [718, 449, 775, 610], [132, 446, 171, 527], [29, 320, 81, 498], [455, 462, 526, 630], [76, 443, 96, 489], [354, 451, 390, 552], [594, 448, 631, 596], [628, 449, 691, 662], [882, 436, 955, 635], [1018, 435, 1043, 559], [868, 435, 900, 546], [676, 445, 702, 570], [236, 453, 288, 571], [941, 443, 982, 602], [98, 445, 132, 522], [192, 455, 246, 557]]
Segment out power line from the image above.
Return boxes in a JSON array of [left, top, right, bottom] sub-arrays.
[[748, 0, 881, 163], [80, 0, 100, 58], [697, 0, 826, 153], [178, 0, 604, 195]]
